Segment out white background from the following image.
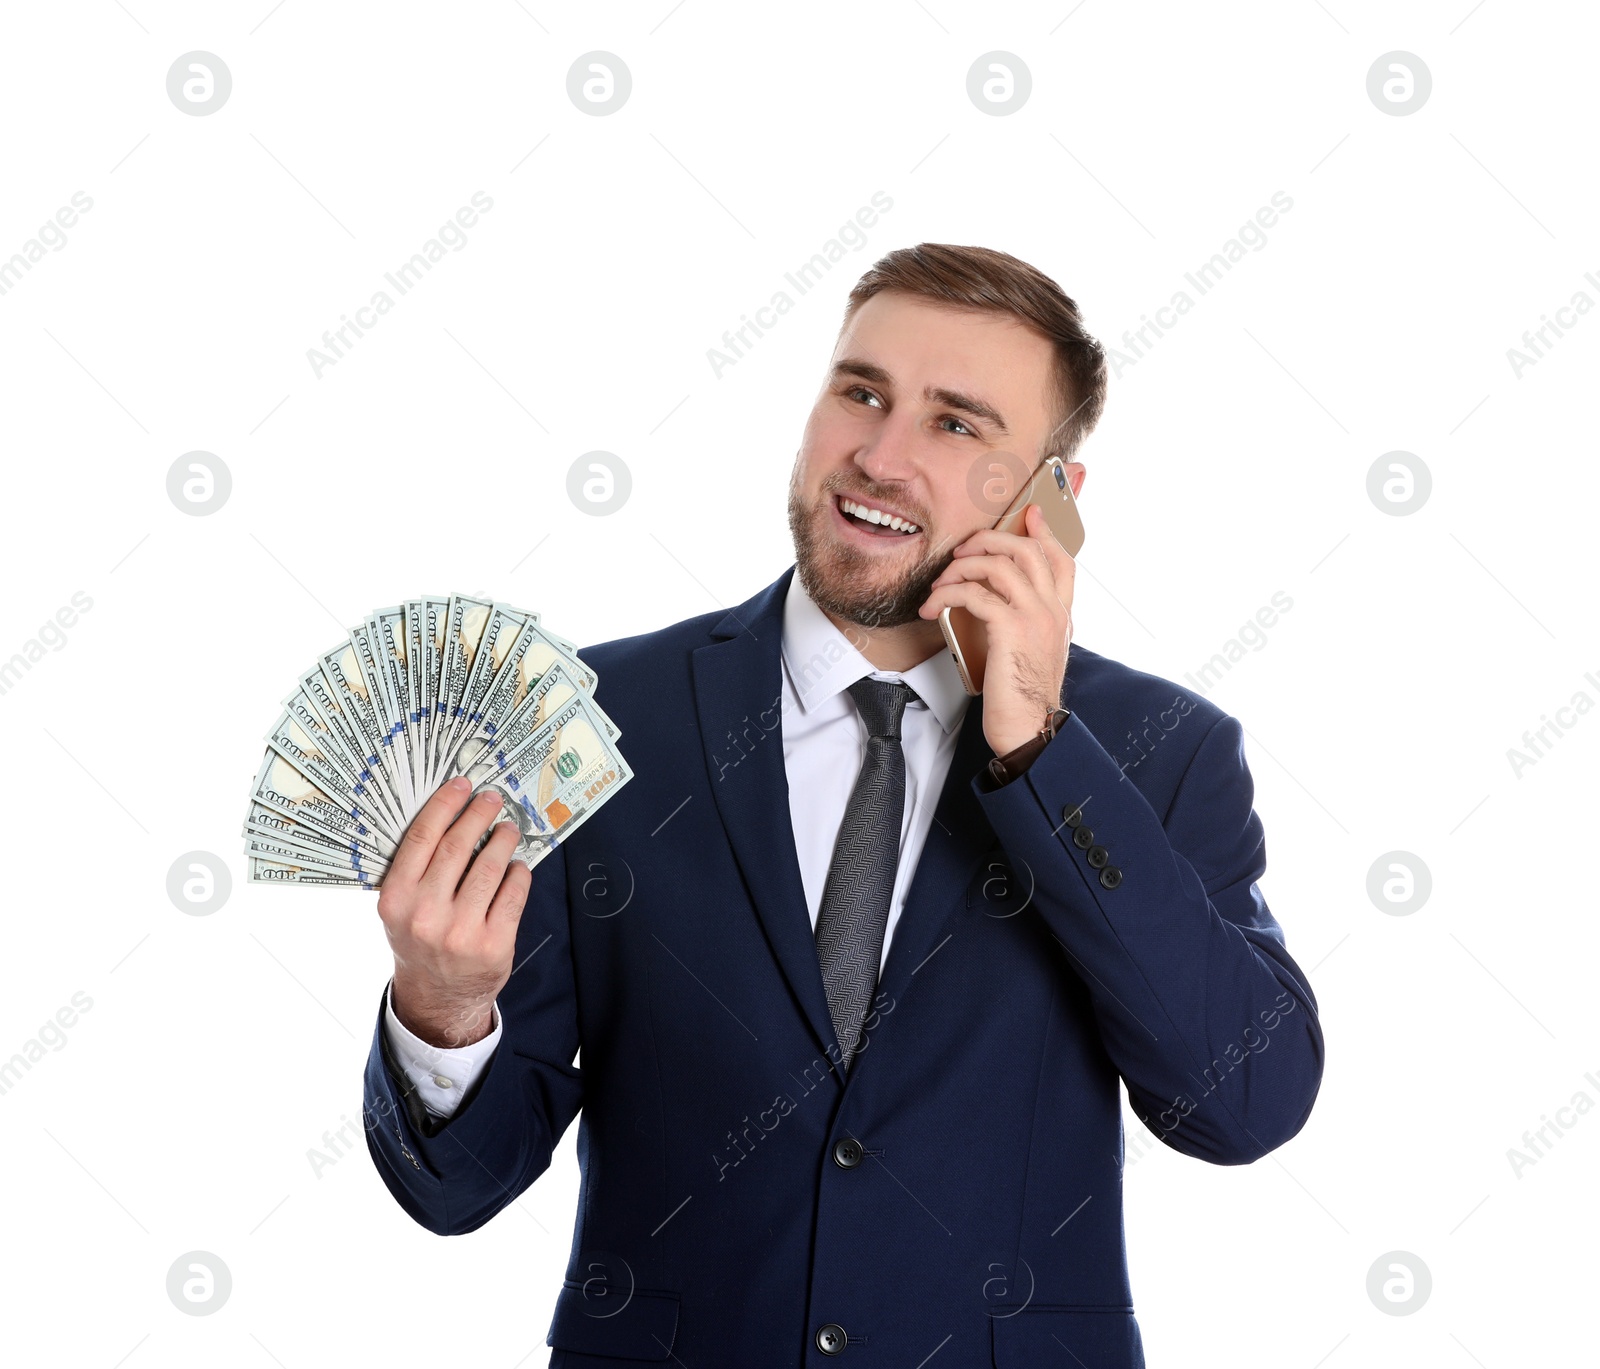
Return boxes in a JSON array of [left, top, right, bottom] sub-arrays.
[[0, 2, 1594, 1365]]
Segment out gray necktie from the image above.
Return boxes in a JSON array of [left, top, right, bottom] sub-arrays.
[[814, 676, 916, 1073]]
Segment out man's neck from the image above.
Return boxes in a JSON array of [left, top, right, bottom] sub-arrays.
[[821, 607, 948, 673]]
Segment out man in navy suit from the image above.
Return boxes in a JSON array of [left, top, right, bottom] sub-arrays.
[[364, 243, 1324, 1366]]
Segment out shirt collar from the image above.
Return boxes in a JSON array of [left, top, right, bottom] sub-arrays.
[[780, 569, 969, 736]]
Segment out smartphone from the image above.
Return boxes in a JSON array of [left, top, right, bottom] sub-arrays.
[[938, 455, 1085, 696]]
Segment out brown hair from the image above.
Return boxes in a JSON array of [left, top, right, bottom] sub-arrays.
[[842, 243, 1107, 463]]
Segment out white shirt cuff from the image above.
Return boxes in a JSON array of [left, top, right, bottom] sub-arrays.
[[382, 979, 503, 1120]]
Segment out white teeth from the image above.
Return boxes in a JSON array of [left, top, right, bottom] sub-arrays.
[[840, 497, 918, 534]]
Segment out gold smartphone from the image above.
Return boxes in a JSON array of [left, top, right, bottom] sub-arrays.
[[937, 455, 1085, 696]]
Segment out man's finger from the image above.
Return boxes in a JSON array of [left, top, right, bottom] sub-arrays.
[[920, 578, 1009, 622], [456, 819, 522, 916], [486, 856, 533, 932], [384, 776, 474, 891], [1025, 504, 1077, 602], [929, 553, 1034, 607], [421, 787, 509, 897], [954, 517, 1056, 601]]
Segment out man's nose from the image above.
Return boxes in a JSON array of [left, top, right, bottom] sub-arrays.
[[852, 417, 922, 485]]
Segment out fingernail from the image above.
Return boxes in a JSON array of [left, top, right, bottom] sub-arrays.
[[448, 776, 470, 791]]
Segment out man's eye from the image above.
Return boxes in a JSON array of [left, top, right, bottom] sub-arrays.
[[939, 415, 975, 437], [845, 386, 882, 408]]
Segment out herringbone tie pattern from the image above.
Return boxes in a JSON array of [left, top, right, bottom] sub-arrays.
[[814, 677, 916, 1073]]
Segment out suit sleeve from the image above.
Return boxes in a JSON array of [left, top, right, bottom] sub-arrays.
[[362, 841, 584, 1233], [972, 709, 1324, 1164]]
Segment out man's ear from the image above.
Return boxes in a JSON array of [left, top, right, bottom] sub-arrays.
[[1065, 461, 1086, 500]]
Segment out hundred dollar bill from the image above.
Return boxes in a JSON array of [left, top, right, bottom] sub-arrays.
[[418, 594, 461, 790], [411, 596, 446, 793], [401, 599, 429, 782], [244, 797, 392, 869], [435, 620, 600, 777], [460, 693, 632, 869], [245, 750, 398, 859], [480, 615, 595, 724], [296, 645, 406, 832], [249, 856, 378, 887], [371, 606, 425, 817], [439, 658, 617, 786], [313, 633, 409, 821], [350, 613, 416, 819], [280, 684, 404, 837], [242, 828, 389, 879], [432, 601, 536, 791], [428, 593, 495, 790], [265, 709, 405, 845], [430, 592, 556, 760]]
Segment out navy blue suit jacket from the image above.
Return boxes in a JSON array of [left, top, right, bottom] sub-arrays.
[[364, 564, 1323, 1367]]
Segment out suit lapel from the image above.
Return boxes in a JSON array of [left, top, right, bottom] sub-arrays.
[[691, 567, 840, 1057]]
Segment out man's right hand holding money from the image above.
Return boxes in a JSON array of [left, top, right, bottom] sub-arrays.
[[376, 777, 532, 1049]]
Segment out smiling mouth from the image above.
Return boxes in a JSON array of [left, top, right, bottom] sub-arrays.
[[832, 493, 922, 538]]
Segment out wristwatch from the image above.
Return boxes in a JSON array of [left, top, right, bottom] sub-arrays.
[[985, 705, 1071, 788]]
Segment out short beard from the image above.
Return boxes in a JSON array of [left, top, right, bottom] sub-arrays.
[[787, 477, 954, 630]]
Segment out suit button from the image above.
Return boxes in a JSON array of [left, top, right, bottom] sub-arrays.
[[1099, 866, 1123, 890], [816, 1323, 847, 1355], [1062, 804, 1086, 828], [832, 1137, 864, 1169], [1087, 845, 1109, 869], [1072, 827, 1094, 850]]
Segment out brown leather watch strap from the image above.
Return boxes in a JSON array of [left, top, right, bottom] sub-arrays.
[[985, 706, 1070, 788]]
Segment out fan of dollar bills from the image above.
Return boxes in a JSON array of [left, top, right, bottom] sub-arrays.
[[243, 595, 632, 887]]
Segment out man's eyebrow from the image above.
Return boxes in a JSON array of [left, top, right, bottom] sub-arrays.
[[829, 358, 1011, 435]]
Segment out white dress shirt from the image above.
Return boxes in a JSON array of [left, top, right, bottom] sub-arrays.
[[383, 572, 972, 1119]]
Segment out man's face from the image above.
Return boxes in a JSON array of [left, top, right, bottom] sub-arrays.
[[787, 290, 1079, 630]]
